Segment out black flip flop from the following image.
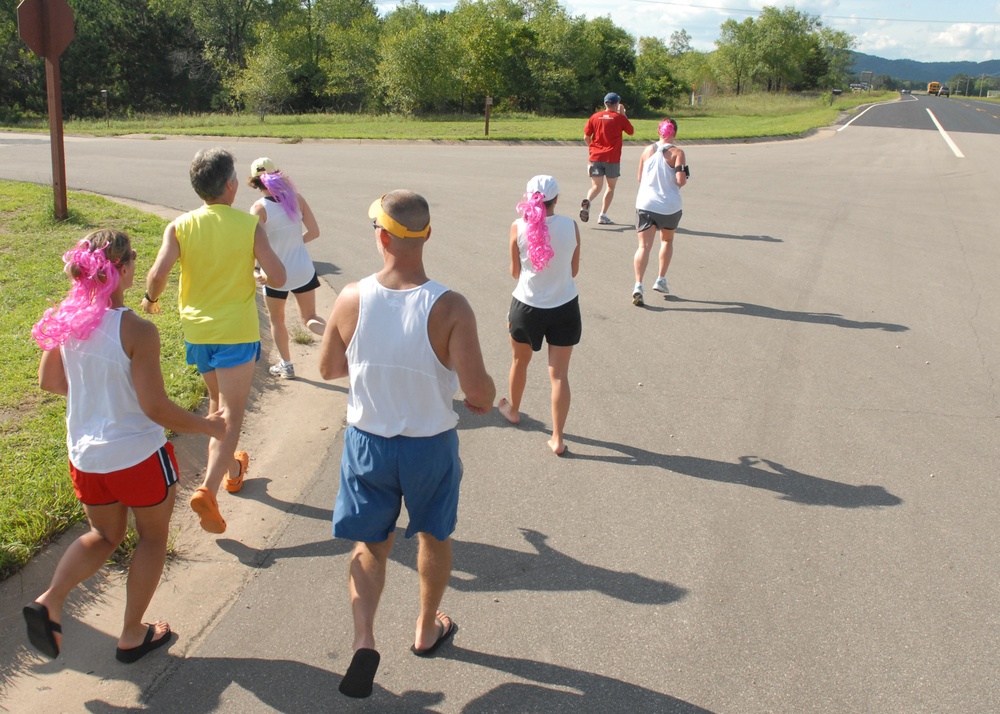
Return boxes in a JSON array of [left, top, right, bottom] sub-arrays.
[[23, 602, 61, 659], [410, 615, 457, 657], [115, 624, 172, 664], [339, 648, 380, 698]]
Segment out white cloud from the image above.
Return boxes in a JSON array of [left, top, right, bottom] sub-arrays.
[[931, 23, 1000, 50], [858, 31, 903, 54]]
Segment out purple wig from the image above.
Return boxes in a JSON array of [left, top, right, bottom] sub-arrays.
[[32, 238, 122, 351], [260, 171, 301, 221], [516, 192, 554, 272]]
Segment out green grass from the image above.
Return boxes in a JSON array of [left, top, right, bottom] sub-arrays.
[[2, 92, 896, 142], [0, 182, 204, 580]]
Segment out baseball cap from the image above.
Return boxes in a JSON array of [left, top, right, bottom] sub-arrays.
[[604, 92, 621, 104], [368, 194, 431, 239], [250, 157, 277, 177], [525, 175, 559, 201]]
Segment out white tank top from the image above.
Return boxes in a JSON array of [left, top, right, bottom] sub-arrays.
[[346, 275, 459, 437], [635, 141, 683, 215], [62, 308, 167, 472], [511, 214, 579, 309], [253, 197, 315, 291]]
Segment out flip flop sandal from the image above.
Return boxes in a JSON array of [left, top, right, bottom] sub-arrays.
[[23, 602, 61, 659], [115, 624, 172, 664], [339, 648, 380, 698], [411, 614, 457, 657]]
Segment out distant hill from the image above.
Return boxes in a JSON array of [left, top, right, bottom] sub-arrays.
[[850, 51, 1000, 83]]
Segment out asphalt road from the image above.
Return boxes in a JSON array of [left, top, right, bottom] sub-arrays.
[[2, 98, 999, 712]]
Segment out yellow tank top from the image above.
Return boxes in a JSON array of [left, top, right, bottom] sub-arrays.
[[174, 204, 260, 344]]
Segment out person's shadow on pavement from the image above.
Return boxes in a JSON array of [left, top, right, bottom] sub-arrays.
[[447, 645, 716, 713], [391, 528, 686, 605], [461, 411, 902, 509]]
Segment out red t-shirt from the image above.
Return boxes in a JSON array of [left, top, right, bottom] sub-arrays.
[[584, 110, 635, 163]]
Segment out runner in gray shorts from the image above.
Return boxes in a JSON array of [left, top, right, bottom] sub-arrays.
[[635, 208, 682, 232]]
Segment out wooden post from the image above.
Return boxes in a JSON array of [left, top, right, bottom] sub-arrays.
[[46, 56, 67, 220], [17, 0, 75, 221], [485, 96, 493, 137]]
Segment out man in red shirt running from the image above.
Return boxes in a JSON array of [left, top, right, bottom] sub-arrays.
[[581, 92, 635, 225]]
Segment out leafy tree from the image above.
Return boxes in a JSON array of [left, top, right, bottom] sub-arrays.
[[635, 37, 683, 112], [226, 26, 294, 120], [815, 27, 856, 88], [669, 29, 693, 57], [378, 2, 458, 113], [316, 0, 382, 111], [581, 17, 636, 108], [755, 6, 817, 91], [715, 17, 759, 94], [448, 0, 534, 111], [519, 0, 594, 113], [1, 6, 45, 118]]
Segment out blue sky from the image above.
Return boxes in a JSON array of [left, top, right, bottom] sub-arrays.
[[382, 0, 1000, 63]]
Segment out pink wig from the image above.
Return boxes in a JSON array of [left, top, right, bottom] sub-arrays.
[[516, 192, 554, 272], [32, 239, 121, 351], [260, 171, 301, 221], [658, 118, 678, 141]]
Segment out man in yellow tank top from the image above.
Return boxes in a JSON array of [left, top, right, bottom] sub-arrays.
[[143, 148, 286, 534]]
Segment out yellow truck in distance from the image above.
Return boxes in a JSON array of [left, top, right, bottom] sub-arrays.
[[927, 82, 941, 95]]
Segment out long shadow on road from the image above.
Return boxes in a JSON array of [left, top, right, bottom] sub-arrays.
[[460, 412, 902, 509], [68, 629, 712, 713], [563, 433, 903, 509], [217, 529, 685, 605], [662, 297, 908, 331]]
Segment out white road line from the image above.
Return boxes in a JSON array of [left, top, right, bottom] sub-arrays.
[[837, 104, 879, 132], [925, 108, 965, 158]]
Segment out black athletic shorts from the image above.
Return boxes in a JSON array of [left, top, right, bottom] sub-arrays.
[[508, 296, 582, 352], [264, 272, 321, 300]]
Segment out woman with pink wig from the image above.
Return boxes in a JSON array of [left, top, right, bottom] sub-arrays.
[[631, 117, 688, 306], [248, 157, 323, 380], [25, 230, 225, 663], [498, 175, 581, 455]]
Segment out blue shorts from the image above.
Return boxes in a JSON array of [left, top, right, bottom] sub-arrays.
[[185, 341, 261, 374], [333, 426, 462, 543]]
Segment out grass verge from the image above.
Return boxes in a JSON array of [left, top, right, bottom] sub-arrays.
[[1, 92, 896, 142], [0, 181, 203, 580]]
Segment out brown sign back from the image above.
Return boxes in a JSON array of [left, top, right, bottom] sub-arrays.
[[17, 0, 75, 59]]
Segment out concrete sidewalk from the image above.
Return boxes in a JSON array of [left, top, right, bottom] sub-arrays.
[[0, 207, 349, 712]]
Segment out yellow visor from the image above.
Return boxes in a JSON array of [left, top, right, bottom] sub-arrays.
[[368, 196, 430, 239]]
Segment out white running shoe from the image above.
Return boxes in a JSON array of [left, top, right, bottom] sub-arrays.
[[598, 213, 612, 225], [653, 277, 670, 294], [269, 362, 295, 379], [632, 284, 644, 306]]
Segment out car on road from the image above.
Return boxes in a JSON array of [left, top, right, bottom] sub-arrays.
[[938, 86, 950, 97], [900, 88, 911, 94]]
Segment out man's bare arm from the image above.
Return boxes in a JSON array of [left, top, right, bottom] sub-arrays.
[[318, 283, 360, 380], [436, 292, 495, 413]]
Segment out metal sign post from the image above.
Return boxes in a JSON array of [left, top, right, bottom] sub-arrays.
[[17, 0, 75, 221]]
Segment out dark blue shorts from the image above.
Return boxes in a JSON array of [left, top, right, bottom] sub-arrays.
[[333, 427, 462, 543]]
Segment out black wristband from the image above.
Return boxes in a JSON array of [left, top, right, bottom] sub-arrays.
[[144, 292, 158, 303]]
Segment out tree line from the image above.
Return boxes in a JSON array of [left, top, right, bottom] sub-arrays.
[[2, 0, 857, 121]]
